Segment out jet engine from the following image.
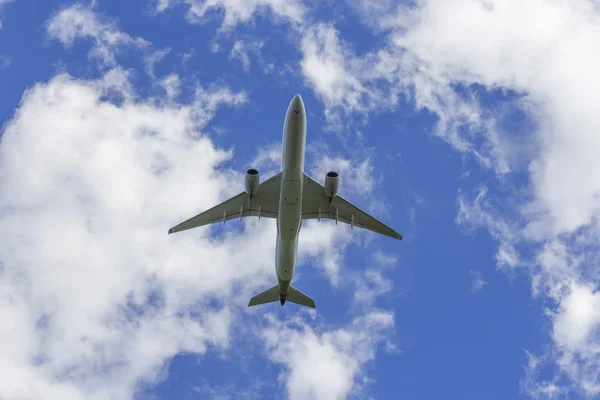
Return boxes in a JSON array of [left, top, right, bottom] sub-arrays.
[[324, 171, 339, 198], [245, 168, 260, 196]]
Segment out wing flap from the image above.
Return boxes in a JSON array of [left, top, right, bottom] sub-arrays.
[[301, 173, 402, 240], [169, 173, 281, 234]]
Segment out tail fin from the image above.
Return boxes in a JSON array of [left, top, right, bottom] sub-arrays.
[[248, 285, 316, 309], [287, 286, 316, 308], [248, 285, 279, 307]]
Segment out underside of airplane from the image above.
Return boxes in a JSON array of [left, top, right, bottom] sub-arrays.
[[168, 94, 402, 309]]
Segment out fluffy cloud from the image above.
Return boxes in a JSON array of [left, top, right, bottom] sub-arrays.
[[390, 0, 600, 238], [0, 68, 270, 399], [153, 0, 171, 14], [228, 39, 264, 72], [458, 187, 600, 395], [47, 4, 150, 67], [309, 154, 375, 199], [521, 351, 563, 399], [298, 220, 353, 286], [546, 272, 600, 397], [351, 251, 397, 306], [261, 311, 395, 400], [299, 24, 370, 120], [456, 186, 521, 270], [157, 0, 306, 30], [251, 141, 282, 172], [553, 283, 600, 352]]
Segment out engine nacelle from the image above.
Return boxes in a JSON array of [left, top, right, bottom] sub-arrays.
[[324, 171, 339, 198], [245, 168, 260, 196]]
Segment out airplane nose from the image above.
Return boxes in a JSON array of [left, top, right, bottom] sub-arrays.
[[291, 94, 303, 112]]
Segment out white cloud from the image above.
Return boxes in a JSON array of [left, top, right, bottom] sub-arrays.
[[521, 351, 563, 399], [309, 154, 375, 199], [297, 21, 514, 172], [0, 70, 269, 399], [553, 283, 600, 352], [144, 47, 171, 78], [261, 311, 395, 400], [228, 39, 264, 72], [545, 281, 600, 397], [456, 186, 521, 270], [458, 188, 600, 395], [390, 0, 600, 238], [298, 220, 353, 286], [179, 0, 306, 30], [229, 40, 251, 71], [160, 73, 181, 101], [352, 251, 397, 306], [299, 24, 369, 122], [250, 141, 281, 175], [154, 0, 172, 14], [47, 4, 150, 67]]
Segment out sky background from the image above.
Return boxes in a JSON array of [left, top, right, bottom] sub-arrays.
[[0, 0, 599, 399]]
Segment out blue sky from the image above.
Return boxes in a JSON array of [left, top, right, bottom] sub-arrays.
[[1, 1, 600, 399]]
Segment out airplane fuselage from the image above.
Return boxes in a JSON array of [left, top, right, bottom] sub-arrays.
[[168, 93, 402, 308], [275, 94, 307, 304]]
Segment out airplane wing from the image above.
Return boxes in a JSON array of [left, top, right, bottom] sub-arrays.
[[301, 172, 402, 240], [168, 173, 281, 234]]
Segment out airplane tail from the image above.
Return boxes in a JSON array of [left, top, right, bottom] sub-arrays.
[[248, 284, 279, 307], [287, 286, 316, 308], [248, 284, 316, 308]]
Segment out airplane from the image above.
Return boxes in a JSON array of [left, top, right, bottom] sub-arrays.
[[168, 94, 402, 309]]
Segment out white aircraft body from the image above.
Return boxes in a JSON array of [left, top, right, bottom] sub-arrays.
[[168, 94, 402, 308]]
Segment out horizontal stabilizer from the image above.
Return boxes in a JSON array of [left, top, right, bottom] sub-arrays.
[[248, 285, 279, 307], [247, 285, 316, 308], [287, 286, 316, 308]]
